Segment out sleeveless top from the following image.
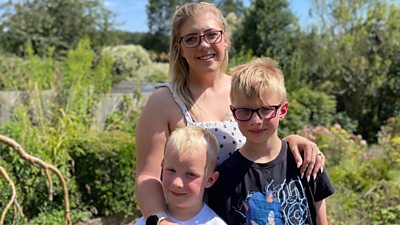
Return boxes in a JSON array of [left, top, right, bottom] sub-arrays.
[[158, 83, 245, 164]]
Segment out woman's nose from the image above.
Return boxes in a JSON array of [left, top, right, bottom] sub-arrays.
[[198, 36, 211, 47]]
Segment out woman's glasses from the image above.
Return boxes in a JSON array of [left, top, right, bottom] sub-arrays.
[[230, 104, 282, 121], [180, 30, 223, 48]]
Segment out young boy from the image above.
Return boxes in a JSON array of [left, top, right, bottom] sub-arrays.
[[135, 126, 227, 225], [208, 57, 334, 225]]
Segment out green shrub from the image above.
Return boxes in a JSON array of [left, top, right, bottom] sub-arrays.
[[0, 121, 74, 224], [0, 38, 130, 223], [298, 124, 367, 167], [377, 115, 400, 167], [280, 87, 337, 137], [104, 95, 141, 134], [70, 131, 139, 217], [101, 45, 152, 84], [136, 62, 169, 84], [29, 209, 90, 225], [0, 53, 28, 90], [298, 124, 400, 224]]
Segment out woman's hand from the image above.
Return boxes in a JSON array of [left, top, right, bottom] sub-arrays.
[[284, 134, 325, 181]]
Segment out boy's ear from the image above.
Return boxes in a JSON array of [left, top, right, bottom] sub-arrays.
[[205, 171, 219, 188], [278, 101, 289, 120]]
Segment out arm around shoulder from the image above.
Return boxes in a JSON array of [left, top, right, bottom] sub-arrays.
[[315, 199, 328, 225]]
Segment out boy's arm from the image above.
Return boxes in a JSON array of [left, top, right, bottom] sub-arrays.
[[315, 199, 328, 225]]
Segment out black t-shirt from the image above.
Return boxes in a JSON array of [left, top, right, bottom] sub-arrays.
[[208, 140, 335, 225]]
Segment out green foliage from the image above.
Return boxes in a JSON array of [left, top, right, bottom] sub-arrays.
[[139, 31, 170, 54], [0, 52, 27, 90], [298, 124, 367, 167], [0, 0, 117, 56], [377, 115, 400, 167], [71, 131, 139, 217], [104, 95, 142, 134], [280, 87, 337, 137], [0, 38, 141, 223], [233, 0, 299, 58], [228, 49, 256, 68], [301, 0, 400, 142], [101, 45, 152, 84], [0, 121, 72, 223], [298, 123, 400, 224], [138, 62, 169, 84], [0, 44, 57, 91], [29, 209, 90, 225]]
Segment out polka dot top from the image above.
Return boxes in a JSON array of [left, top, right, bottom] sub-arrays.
[[159, 83, 245, 165]]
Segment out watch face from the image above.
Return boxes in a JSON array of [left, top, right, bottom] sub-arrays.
[[145, 215, 159, 225]]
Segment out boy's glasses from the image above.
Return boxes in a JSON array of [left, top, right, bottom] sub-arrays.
[[180, 30, 223, 48], [230, 104, 282, 121]]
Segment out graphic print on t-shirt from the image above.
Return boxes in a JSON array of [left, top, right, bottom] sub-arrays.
[[243, 191, 283, 225], [241, 178, 310, 225]]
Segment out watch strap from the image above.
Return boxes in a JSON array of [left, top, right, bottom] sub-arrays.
[[156, 212, 168, 224], [145, 211, 168, 225]]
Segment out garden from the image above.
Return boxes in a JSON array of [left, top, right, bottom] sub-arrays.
[[1, 0, 399, 224]]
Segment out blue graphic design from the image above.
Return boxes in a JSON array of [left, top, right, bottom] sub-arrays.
[[243, 191, 283, 225], [241, 177, 310, 225]]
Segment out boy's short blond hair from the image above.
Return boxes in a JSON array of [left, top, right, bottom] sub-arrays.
[[165, 126, 219, 172], [230, 57, 286, 103]]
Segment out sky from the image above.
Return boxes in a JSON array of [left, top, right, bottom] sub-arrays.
[[103, 0, 313, 33]]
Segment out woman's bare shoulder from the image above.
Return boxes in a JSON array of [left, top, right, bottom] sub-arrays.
[[145, 86, 175, 106], [142, 86, 182, 118]]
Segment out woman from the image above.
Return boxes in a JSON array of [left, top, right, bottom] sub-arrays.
[[135, 2, 325, 225]]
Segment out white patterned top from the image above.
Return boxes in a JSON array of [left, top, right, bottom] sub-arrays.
[[159, 83, 245, 164]]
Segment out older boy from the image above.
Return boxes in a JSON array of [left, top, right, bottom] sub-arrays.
[[208, 58, 334, 225], [135, 126, 226, 225]]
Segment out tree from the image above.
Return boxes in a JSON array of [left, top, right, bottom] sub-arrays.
[[233, 0, 299, 58], [0, 0, 117, 56], [300, 0, 400, 142], [145, 0, 186, 53], [215, 0, 245, 17]]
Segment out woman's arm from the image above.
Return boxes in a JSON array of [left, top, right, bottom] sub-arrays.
[[315, 199, 328, 225], [284, 135, 325, 181], [135, 90, 178, 225]]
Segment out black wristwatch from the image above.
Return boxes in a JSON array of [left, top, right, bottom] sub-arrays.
[[145, 212, 168, 225]]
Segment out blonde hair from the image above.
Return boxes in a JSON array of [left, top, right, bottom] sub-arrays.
[[169, 2, 230, 118], [230, 57, 287, 103], [165, 126, 219, 172]]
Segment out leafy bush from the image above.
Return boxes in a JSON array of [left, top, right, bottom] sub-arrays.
[[136, 62, 169, 84], [298, 124, 400, 224], [298, 124, 367, 167], [0, 53, 28, 90], [104, 95, 141, 134], [279, 87, 337, 137], [377, 115, 400, 167], [101, 45, 152, 84], [29, 209, 90, 225], [0, 38, 141, 223], [70, 131, 139, 217]]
